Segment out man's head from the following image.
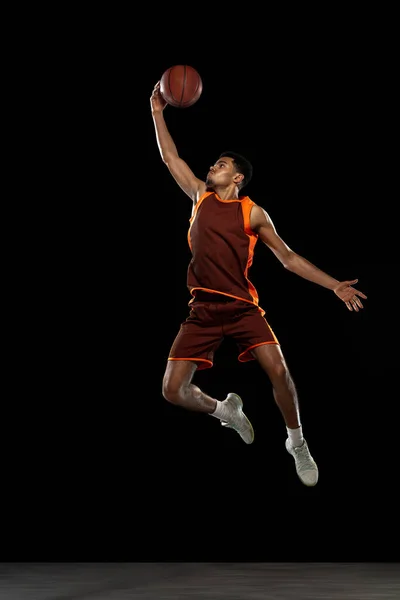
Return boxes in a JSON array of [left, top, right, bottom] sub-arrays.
[[206, 151, 253, 191]]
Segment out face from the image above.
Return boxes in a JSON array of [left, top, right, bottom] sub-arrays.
[[205, 157, 242, 189]]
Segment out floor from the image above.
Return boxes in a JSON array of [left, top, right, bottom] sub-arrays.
[[0, 562, 399, 599]]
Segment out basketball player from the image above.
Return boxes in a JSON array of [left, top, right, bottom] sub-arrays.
[[150, 81, 367, 487]]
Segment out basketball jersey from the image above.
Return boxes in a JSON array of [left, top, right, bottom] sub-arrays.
[[187, 191, 264, 314]]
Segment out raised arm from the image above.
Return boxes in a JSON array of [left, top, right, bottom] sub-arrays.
[[150, 81, 206, 204], [250, 204, 367, 311]]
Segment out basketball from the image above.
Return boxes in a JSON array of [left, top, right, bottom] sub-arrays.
[[160, 65, 203, 108]]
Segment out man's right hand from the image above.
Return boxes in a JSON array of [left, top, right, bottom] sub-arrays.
[[150, 81, 167, 113]]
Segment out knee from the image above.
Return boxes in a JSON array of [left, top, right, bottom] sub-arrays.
[[269, 361, 291, 385], [162, 373, 183, 405]]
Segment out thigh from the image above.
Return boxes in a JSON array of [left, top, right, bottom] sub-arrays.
[[224, 301, 279, 363], [168, 302, 223, 370]]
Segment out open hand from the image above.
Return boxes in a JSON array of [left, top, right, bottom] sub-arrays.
[[334, 279, 367, 312]]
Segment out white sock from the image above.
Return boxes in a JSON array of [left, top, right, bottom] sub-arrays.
[[210, 400, 229, 421], [287, 425, 304, 447]]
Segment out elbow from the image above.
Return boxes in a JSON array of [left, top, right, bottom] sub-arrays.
[[282, 251, 297, 270], [162, 151, 177, 166]]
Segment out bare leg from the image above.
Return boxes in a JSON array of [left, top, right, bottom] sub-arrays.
[[162, 360, 218, 413], [252, 344, 318, 485], [252, 344, 300, 429]]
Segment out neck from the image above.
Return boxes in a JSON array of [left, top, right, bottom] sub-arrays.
[[213, 185, 240, 200]]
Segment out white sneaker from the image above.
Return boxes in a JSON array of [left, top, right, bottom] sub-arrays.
[[285, 438, 318, 486], [220, 393, 254, 444]]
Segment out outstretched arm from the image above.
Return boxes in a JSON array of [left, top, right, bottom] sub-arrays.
[[250, 205, 367, 312], [150, 81, 206, 203]]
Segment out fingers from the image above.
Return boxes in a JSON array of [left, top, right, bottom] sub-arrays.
[[354, 289, 368, 299], [150, 81, 161, 99], [354, 296, 364, 309], [346, 299, 358, 311], [336, 280, 368, 312], [346, 295, 364, 312], [345, 280, 367, 300], [342, 279, 358, 287]]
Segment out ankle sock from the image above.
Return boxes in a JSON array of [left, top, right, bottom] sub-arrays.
[[287, 425, 304, 447], [210, 399, 229, 421]]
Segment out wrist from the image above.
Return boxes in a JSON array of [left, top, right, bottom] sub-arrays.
[[331, 280, 340, 291]]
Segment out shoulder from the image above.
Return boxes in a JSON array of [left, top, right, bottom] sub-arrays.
[[194, 185, 210, 205], [242, 196, 263, 213], [246, 199, 263, 218], [249, 202, 272, 231]]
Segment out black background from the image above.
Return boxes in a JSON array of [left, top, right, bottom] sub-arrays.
[[9, 16, 397, 564], [137, 54, 394, 561]]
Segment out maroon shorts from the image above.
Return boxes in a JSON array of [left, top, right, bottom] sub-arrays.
[[168, 293, 279, 370]]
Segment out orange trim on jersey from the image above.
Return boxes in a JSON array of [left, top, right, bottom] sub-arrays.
[[214, 193, 243, 203], [188, 287, 266, 317], [241, 196, 255, 236], [238, 340, 280, 363], [241, 197, 260, 307]]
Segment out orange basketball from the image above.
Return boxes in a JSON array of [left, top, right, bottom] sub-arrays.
[[160, 65, 203, 108]]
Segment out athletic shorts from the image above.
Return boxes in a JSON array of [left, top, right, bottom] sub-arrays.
[[168, 292, 279, 370]]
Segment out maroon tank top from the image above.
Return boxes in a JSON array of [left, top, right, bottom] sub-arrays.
[[187, 191, 264, 314]]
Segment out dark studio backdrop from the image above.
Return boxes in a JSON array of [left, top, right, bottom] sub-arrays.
[[136, 55, 395, 562], [10, 23, 397, 564]]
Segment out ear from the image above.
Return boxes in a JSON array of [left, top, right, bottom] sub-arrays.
[[233, 173, 244, 185]]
